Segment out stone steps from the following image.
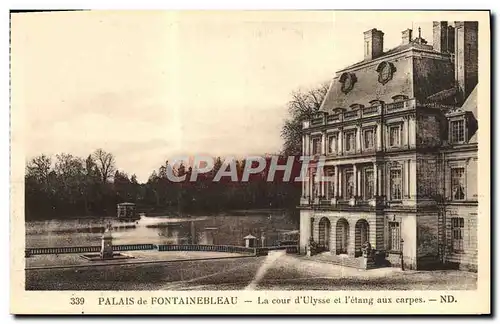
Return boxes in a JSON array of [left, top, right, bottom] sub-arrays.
[[302, 253, 379, 270]]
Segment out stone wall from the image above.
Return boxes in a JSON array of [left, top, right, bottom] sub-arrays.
[[442, 204, 478, 271], [299, 209, 313, 254], [416, 211, 440, 268], [416, 113, 442, 148], [413, 55, 455, 102], [416, 154, 440, 199]]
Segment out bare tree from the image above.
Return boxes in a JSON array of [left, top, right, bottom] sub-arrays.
[[281, 81, 330, 156], [26, 154, 52, 184], [92, 149, 116, 183]]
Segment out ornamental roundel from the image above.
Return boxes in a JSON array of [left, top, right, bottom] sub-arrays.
[[376, 61, 396, 85], [339, 72, 357, 94]]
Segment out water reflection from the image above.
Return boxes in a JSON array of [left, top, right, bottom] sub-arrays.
[[25, 212, 299, 248]]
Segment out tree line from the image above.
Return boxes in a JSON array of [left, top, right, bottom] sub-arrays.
[[25, 151, 304, 220], [25, 82, 328, 220]]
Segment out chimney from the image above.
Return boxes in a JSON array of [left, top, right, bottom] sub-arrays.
[[433, 21, 448, 52], [447, 25, 455, 54], [454, 21, 478, 103], [363, 28, 384, 60], [402, 29, 413, 44]]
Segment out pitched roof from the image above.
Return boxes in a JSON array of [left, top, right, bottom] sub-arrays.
[[462, 85, 478, 143], [337, 42, 434, 72], [320, 40, 447, 113]]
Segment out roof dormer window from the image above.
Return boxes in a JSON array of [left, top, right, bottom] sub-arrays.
[[332, 107, 346, 114], [349, 103, 365, 110], [391, 95, 409, 102], [449, 118, 466, 144], [369, 99, 385, 106]]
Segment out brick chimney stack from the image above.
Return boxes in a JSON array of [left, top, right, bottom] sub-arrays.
[[433, 21, 449, 52], [402, 29, 413, 44], [363, 28, 384, 60], [454, 21, 478, 103]]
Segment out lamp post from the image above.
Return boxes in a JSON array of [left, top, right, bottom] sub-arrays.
[[400, 238, 405, 271]]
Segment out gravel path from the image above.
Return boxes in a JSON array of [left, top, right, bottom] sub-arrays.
[[26, 251, 250, 269], [26, 252, 477, 291]]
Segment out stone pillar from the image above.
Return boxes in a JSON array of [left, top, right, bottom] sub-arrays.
[[302, 134, 306, 155], [303, 168, 308, 200], [338, 167, 342, 198], [409, 160, 416, 198], [338, 130, 343, 155], [376, 122, 382, 151], [356, 127, 361, 153], [353, 164, 358, 196], [101, 229, 113, 259], [406, 159, 411, 198], [324, 169, 330, 199], [301, 167, 307, 198], [321, 131, 326, 155], [330, 222, 337, 255], [378, 164, 384, 198], [357, 166, 362, 197], [334, 165, 339, 197], [373, 162, 378, 196], [408, 116, 416, 148], [309, 169, 313, 198], [305, 134, 310, 156], [404, 117, 409, 148], [348, 222, 356, 257], [403, 160, 410, 198]]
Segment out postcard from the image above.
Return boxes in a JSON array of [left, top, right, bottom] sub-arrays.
[[10, 10, 491, 315]]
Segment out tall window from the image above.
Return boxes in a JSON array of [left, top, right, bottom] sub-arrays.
[[312, 138, 321, 155], [450, 120, 465, 143], [451, 217, 464, 253], [365, 41, 370, 57], [345, 170, 354, 199], [389, 125, 401, 147], [345, 131, 356, 152], [364, 128, 375, 150], [328, 135, 337, 154], [364, 169, 374, 199], [388, 222, 401, 251], [390, 168, 402, 200], [451, 167, 466, 200]]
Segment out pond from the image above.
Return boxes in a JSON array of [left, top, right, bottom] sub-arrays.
[[25, 211, 299, 248]]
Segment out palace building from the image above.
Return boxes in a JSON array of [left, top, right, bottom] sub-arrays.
[[299, 21, 478, 271]]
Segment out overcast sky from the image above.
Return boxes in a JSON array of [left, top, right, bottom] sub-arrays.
[[12, 11, 434, 182]]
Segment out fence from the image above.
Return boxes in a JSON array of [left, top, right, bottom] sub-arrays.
[[255, 245, 299, 256], [26, 244, 155, 256], [112, 244, 155, 251], [26, 246, 100, 256], [25, 243, 299, 257], [156, 244, 256, 254]]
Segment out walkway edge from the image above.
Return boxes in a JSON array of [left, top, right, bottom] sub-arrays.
[[26, 255, 257, 271]]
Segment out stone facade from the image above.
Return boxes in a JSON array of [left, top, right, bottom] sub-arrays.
[[299, 21, 478, 271]]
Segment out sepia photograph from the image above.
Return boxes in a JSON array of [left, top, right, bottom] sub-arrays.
[[9, 9, 490, 314]]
